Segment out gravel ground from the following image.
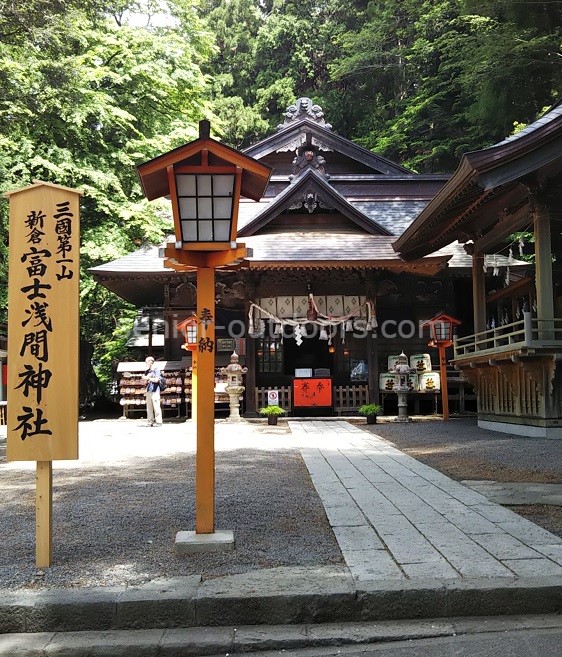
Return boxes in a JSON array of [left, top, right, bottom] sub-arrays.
[[0, 420, 343, 590], [1, 417, 560, 590], [367, 417, 562, 537]]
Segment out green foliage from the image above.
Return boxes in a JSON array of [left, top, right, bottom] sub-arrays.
[[0, 0, 213, 398], [358, 403, 382, 416], [259, 404, 286, 416], [2, 0, 561, 393], [327, 0, 561, 171]]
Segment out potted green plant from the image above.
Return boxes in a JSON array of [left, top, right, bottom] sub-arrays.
[[358, 403, 382, 425], [259, 405, 286, 426]]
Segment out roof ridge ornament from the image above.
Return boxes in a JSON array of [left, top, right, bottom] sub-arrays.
[[277, 97, 332, 131]]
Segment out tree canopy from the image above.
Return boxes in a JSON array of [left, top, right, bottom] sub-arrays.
[[1, 0, 560, 394]]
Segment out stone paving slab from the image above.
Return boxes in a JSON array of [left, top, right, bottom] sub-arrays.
[[291, 420, 562, 584], [0, 571, 560, 637], [461, 480, 562, 506], [2, 616, 561, 657]]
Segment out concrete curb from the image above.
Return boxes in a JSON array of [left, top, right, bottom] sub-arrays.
[[0, 568, 560, 635], [0, 615, 561, 657]]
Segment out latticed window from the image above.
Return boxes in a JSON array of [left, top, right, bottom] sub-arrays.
[[257, 333, 283, 373]]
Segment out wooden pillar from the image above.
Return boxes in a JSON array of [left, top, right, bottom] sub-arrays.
[[195, 266, 216, 534], [243, 275, 258, 417], [191, 350, 197, 422], [533, 200, 554, 331], [164, 285, 172, 361], [366, 274, 379, 404], [244, 303, 258, 416], [439, 344, 450, 421], [472, 254, 487, 334], [36, 461, 53, 567]]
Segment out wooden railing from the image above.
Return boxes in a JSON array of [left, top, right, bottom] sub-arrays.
[[255, 386, 292, 412], [454, 313, 562, 359], [334, 385, 369, 414]]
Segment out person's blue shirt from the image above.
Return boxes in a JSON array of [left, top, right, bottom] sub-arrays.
[[145, 366, 161, 393]]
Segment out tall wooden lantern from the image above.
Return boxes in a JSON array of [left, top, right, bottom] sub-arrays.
[[137, 121, 271, 549], [422, 313, 461, 421]]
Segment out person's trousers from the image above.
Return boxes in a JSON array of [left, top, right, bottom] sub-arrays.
[[146, 390, 162, 425]]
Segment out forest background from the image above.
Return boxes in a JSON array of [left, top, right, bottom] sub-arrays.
[[0, 0, 560, 402]]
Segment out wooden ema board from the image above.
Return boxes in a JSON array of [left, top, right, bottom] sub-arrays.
[[6, 182, 80, 461], [293, 378, 332, 407]]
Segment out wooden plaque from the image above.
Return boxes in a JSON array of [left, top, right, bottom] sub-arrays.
[[6, 182, 81, 461]]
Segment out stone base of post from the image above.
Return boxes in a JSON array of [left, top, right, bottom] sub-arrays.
[[225, 385, 245, 422], [175, 530, 235, 554], [393, 390, 412, 423]]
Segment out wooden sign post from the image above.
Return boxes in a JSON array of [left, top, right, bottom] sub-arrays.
[[5, 181, 81, 567]]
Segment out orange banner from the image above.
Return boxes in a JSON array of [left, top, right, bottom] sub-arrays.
[[293, 378, 332, 407]]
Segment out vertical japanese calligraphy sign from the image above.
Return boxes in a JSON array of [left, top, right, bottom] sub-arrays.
[[6, 181, 81, 462]]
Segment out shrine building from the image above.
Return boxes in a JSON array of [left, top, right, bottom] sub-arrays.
[[91, 98, 531, 420]]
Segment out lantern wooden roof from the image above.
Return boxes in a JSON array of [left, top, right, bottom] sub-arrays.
[[137, 120, 272, 202], [422, 313, 462, 327]]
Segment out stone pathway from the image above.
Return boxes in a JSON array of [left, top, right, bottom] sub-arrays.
[[461, 480, 562, 506], [290, 420, 562, 582]]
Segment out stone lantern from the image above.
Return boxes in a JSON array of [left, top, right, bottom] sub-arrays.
[[220, 352, 248, 422], [393, 352, 415, 423]]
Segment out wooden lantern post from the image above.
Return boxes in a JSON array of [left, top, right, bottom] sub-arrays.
[[137, 121, 271, 545], [422, 313, 461, 421]]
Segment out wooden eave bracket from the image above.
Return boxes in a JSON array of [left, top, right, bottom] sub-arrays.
[[163, 243, 250, 270]]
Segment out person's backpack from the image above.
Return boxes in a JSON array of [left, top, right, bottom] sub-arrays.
[[158, 374, 167, 392]]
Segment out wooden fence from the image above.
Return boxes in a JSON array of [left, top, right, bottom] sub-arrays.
[[254, 385, 368, 415]]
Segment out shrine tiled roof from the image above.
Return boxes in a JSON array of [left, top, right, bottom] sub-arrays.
[[350, 201, 429, 236], [238, 199, 430, 236], [89, 236, 520, 274]]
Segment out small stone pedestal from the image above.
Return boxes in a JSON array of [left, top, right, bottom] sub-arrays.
[[175, 530, 235, 554], [220, 352, 247, 423], [225, 385, 245, 422], [393, 353, 414, 423], [394, 388, 412, 423]]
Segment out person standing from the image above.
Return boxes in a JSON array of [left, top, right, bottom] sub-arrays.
[[143, 356, 163, 427]]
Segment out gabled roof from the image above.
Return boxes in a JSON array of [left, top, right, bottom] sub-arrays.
[[244, 117, 413, 176], [394, 100, 562, 259], [237, 168, 392, 237]]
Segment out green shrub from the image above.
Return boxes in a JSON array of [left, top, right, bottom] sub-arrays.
[[358, 403, 382, 416], [259, 405, 286, 416]]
